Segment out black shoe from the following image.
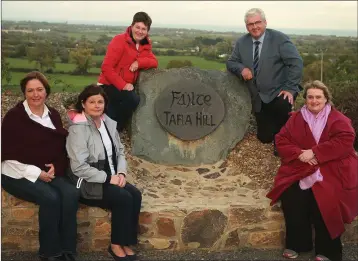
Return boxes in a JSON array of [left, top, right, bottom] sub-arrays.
[[108, 245, 130, 261], [126, 254, 138, 261], [273, 147, 279, 157], [40, 255, 65, 261], [63, 253, 76, 261], [273, 139, 279, 157]]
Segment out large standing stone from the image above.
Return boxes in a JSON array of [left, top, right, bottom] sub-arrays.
[[181, 209, 227, 248], [131, 68, 251, 166]]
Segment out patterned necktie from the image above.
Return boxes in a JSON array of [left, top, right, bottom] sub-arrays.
[[253, 41, 260, 77]]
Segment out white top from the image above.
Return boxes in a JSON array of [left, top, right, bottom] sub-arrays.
[[1, 100, 56, 183], [98, 120, 116, 175]]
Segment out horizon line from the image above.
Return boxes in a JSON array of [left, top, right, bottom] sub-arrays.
[[2, 18, 357, 37]]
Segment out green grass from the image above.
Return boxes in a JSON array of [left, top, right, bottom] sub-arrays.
[[157, 56, 225, 70], [2, 72, 98, 92], [7, 58, 100, 74], [65, 32, 114, 41], [149, 35, 172, 42], [81, 55, 225, 70], [4, 56, 225, 93], [92, 55, 105, 62], [8, 55, 225, 71]]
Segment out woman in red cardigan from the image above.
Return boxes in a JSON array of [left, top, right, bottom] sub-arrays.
[[267, 80, 357, 261], [1, 71, 80, 261], [98, 11, 158, 132]]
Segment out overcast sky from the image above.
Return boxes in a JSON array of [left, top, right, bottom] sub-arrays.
[[2, 1, 357, 32]]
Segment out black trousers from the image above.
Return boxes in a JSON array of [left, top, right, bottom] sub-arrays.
[[80, 182, 142, 246], [101, 84, 140, 132], [281, 182, 342, 261], [255, 95, 292, 144], [1, 175, 80, 258]]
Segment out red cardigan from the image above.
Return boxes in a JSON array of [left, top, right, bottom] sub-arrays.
[[266, 108, 358, 239], [98, 26, 158, 90], [1, 102, 69, 176]]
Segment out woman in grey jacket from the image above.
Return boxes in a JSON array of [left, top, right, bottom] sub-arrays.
[[66, 84, 141, 261]]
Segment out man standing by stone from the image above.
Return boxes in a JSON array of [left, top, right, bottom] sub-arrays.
[[226, 8, 303, 155]]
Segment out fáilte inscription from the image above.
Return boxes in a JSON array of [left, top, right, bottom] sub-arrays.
[[155, 80, 225, 140]]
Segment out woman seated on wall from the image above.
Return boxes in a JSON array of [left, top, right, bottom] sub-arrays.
[[66, 84, 142, 261], [1, 71, 79, 261], [267, 80, 358, 261]]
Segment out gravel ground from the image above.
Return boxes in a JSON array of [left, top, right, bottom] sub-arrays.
[[2, 244, 358, 261]]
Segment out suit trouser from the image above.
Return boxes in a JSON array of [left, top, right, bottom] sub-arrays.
[[281, 182, 342, 261], [101, 84, 140, 132], [254, 95, 292, 143], [80, 182, 142, 246], [1, 175, 80, 258]]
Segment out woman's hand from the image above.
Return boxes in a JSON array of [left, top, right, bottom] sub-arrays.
[[129, 61, 138, 72], [45, 163, 55, 176], [38, 171, 55, 183], [118, 173, 126, 188], [298, 149, 315, 162], [307, 157, 318, 166], [110, 175, 120, 185], [123, 83, 134, 91]]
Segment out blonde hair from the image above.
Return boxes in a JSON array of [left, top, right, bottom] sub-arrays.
[[302, 80, 334, 106]]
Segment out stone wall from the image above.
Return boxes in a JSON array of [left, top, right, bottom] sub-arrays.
[[2, 189, 357, 252], [2, 135, 358, 252]]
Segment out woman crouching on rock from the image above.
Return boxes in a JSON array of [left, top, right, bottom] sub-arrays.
[[66, 84, 142, 261], [1, 71, 80, 261]]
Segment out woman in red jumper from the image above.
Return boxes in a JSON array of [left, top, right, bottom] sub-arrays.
[[98, 11, 158, 132], [267, 81, 357, 261], [1, 71, 80, 261]]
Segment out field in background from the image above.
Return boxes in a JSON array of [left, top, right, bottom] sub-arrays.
[[2, 72, 98, 93], [3, 56, 225, 92]]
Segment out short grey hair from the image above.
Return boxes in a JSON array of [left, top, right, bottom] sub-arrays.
[[244, 8, 266, 23]]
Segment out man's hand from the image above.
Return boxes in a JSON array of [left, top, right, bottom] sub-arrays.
[[241, 68, 253, 81], [123, 83, 134, 91], [129, 61, 139, 72], [278, 91, 294, 105], [298, 149, 315, 163]]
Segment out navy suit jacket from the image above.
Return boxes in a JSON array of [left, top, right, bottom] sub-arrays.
[[227, 29, 303, 112]]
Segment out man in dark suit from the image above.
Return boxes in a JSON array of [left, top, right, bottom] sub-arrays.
[[226, 8, 303, 155]]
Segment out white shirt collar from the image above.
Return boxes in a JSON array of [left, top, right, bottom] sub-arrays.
[[252, 31, 266, 44], [23, 100, 51, 118]]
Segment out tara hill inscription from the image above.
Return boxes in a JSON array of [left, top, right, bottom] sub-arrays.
[[155, 81, 225, 140]]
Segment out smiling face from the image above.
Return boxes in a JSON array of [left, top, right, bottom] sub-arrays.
[[305, 88, 328, 114], [245, 14, 267, 39], [131, 22, 149, 42], [25, 79, 47, 109], [82, 94, 105, 119]]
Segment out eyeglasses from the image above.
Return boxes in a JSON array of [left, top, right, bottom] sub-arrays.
[[246, 21, 262, 28]]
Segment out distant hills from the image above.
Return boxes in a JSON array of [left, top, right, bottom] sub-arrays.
[[2, 19, 357, 37]]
